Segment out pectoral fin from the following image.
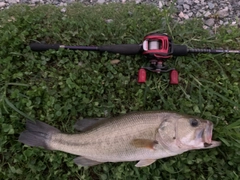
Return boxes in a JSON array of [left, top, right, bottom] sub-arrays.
[[130, 139, 158, 149], [135, 159, 156, 167], [74, 156, 104, 166], [74, 118, 106, 131]]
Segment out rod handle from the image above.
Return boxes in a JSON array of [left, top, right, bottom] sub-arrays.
[[30, 43, 60, 51], [172, 45, 188, 56], [99, 44, 142, 55]]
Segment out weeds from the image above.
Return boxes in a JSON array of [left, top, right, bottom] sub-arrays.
[[0, 3, 240, 179]]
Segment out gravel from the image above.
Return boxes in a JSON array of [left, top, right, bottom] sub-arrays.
[[205, 18, 215, 27], [0, 0, 239, 29]]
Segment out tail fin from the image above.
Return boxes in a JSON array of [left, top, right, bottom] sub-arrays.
[[18, 120, 60, 149]]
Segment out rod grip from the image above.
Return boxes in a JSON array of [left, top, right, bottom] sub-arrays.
[[30, 43, 60, 51], [99, 44, 142, 55], [172, 45, 188, 56]]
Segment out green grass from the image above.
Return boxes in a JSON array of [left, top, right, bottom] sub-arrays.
[[0, 3, 240, 180]]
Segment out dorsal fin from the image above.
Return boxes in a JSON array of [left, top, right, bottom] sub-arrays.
[[73, 118, 106, 131]]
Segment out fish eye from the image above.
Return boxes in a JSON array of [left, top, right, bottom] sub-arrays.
[[189, 118, 199, 127]]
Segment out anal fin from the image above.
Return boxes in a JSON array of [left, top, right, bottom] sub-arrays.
[[74, 156, 104, 167], [135, 159, 156, 167]]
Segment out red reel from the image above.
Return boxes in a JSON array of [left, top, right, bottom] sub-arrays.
[[142, 33, 173, 59]]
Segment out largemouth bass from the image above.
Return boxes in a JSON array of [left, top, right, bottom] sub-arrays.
[[18, 111, 221, 167]]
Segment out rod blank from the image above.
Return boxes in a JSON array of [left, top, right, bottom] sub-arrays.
[[188, 48, 240, 54]]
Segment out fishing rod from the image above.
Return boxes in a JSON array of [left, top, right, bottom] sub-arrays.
[[30, 33, 240, 84]]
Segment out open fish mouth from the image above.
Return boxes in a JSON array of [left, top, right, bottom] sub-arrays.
[[204, 142, 212, 147], [202, 121, 221, 148], [203, 121, 213, 144], [204, 140, 221, 148]]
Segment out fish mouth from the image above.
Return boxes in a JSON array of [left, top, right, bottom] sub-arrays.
[[203, 142, 211, 147], [202, 121, 221, 148], [204, 141, 221, 148], [203, 121, 213, 144]]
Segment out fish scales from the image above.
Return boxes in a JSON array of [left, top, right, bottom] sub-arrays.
[[49, 112, 169, 162], [18, 111, 221, 167]]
